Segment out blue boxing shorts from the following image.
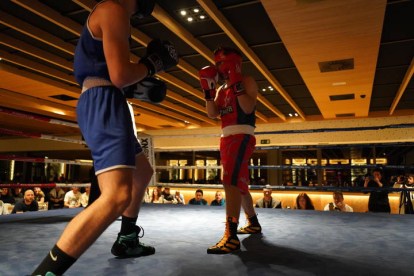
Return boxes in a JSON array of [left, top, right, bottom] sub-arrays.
[[77, 85, 142, 175]]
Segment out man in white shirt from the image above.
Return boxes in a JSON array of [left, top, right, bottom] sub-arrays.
[[324, 191, 353, 212], [64, 187, 82, 208]]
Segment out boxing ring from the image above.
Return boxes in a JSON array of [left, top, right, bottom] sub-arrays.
[[1, 203, 414, 276], [2, 108, 414, 275]]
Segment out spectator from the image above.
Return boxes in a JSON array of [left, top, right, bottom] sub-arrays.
[[255, 188, 281, 208], [157, 185, 163, 195], [34, 187, 45, 203], [324, 191, 353, 212], [0, 188, 15, 204], [150, 188, 163, 204], [12, 188, 23, 202], [210, 191, 226, 206], [162, 187, 174, 203], [49, 187, 66, 209], [294, 193, 315, 210], [174, 190, 185, 205], [259, 178, 266, 185], [364, 169, 390, 213], [81, 187, 90, 207], [64, 187, 82, 208], [142, 188, 151, 203], [189, 189, 208, 206], [12, 189, 38, 214], [0, 200, 9, 215]]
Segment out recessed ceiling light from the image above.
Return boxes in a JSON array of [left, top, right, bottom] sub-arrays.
[[262, 88, 266, 91], [268, 86, 272, 89], [199, 15, 205, 19], [0, 58, 2, 61], [294, 113, 298, 117], [332, 82, 347, 86], [187, 17, 193, 22], [180, 10, 187, 16], [289, 113, 293, 117], [184, 120, 190, 124], [194, 8, 200, 13]]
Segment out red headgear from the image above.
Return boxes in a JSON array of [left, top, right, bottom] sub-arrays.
[[214, 50, 242, 79]]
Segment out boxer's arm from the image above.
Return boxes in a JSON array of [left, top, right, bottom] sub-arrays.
[[238, 76, 258, 114], [206, 93, 219, 118], [95, 2, 148, 88]]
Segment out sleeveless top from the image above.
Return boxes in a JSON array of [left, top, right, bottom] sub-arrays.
[[216, 84, 256, 129], [74, 0, 116, 86]]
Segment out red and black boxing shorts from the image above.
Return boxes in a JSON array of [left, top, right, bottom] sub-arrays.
[[220, 134, 256, 194]]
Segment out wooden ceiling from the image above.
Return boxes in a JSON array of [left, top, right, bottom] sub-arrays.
[[0, 0, 413, 139]]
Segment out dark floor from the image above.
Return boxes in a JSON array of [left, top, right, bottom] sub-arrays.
[[1, 204, 413, 276]]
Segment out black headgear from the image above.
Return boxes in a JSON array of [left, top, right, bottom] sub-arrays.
[[132, 0, 155, 19]]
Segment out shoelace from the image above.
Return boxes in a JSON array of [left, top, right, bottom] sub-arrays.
[[137, 225, 144, 239]]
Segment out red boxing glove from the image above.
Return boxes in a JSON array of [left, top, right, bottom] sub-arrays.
[[199, 66, 218, 101], [222, 61, 245, 97]]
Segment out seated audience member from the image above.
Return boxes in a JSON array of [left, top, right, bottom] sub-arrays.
[[33, 187, 45, 203], [364, 169, 390, 213], [157, 185, 163, 195], [162, 187, 175, 203], [174, 190, 185, 205], [210, 191, 226, 206], [142, 188, 151, 203], [150, 188, 164, 203], [0, 200, 9, 215], [294, 193, 315, 210], [324, 191, 353, 212], [64, 187, 82, 208], [189, 189, 208, 206], [12, 189, 39, 214], [0, 188, 15, 204], [48, 187, 65, 209], [256, 188, 282, 208], [81, 186, 90, 207], [12, 188, 23, 202]]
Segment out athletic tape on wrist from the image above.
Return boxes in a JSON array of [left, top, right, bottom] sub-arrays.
[[233, 82, 246, 96]]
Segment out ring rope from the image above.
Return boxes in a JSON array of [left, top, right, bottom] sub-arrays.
[[0, 183, 91, 188], [0, 155, 93, 166], [0, 107, 79, 128], [0, 127, 86, 145], [152, 123, 414, 138]]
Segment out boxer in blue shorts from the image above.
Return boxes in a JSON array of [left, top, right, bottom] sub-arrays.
[[31, 1, 178, 275]]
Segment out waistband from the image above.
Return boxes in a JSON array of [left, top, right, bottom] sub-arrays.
[[222, 125, 255, 137], [81, 77, 115, 93]]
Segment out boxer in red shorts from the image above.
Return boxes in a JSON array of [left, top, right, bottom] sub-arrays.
[[199, 46, 262, 254]]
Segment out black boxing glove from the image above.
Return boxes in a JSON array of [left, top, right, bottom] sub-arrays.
[[124, 77, 167, 104], [139, 39, 179, 77]]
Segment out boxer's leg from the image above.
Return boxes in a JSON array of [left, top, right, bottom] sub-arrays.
[[207, 135, 243, 254], [32, 169, 133, 275], [111, 153, 155, 258], [238, 136, 262, 234]]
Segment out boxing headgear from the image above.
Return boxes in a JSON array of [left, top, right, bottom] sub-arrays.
[[132, 0, 156, 20], [214, 50, 242, 80]]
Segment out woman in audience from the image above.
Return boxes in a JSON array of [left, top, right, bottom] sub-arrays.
[[142, 188, 151, 203], [33, 187, 45, 203], [210, 191, 226, 206], [0, 188, 15, 204], [294, 193, 315, 210], [150, 188, 163, 204]]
